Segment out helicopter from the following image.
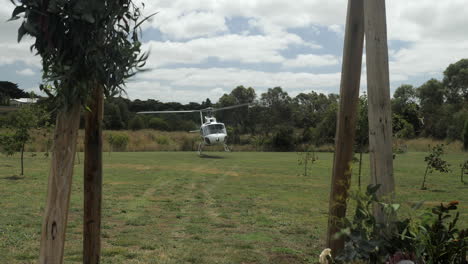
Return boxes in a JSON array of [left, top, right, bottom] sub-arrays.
[[137, 103, 250, 155]]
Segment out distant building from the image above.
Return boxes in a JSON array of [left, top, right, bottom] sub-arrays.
[[9, 98, 38, 107]]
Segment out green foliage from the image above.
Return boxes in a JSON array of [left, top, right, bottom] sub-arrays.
[[463, 119, 468, 151], [297, 146, 317, 177], [148, 117, 169, 131], [128, 115, 144, 130], [356, 94, 369, 150], [0, 105, 49, 175], [180, 136, 197, 151], [461, 160, 468, 184], [336, 185, 468, 264], [393, 114, 415, 139], [443, 59, 468, 105], [11, 0, 151, 108], [270, 126, 295, 151], [336, 185, 407, 263], [0, 82, 28, 105], [104, 102, 125, 130], [107, 133, 129, 152], [415, 201, 468, 263], [421, 144, 451, 190], [0, 132, 19, 156]]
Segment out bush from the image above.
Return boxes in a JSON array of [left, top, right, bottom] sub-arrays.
[[181, 136, 197, 151], [128, 116, 144, 130], [335, 185, 468, 264], [463, 119, 468, 151], [271, 126, 295, 151], [148, 117, 169, 131], [107, 133, 129, 152]]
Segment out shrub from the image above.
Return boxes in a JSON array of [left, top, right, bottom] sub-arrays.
[[155, 135, 170, 145], [181, 136, 197, 151], [148, 117, 169, 131], [463, 119, 468, 151], [335, 185, 468, 264], [271, 126, 295, 151], [128, 116, 145, 130], [107, 133, 129, 152], [421, 144, 451, 190]]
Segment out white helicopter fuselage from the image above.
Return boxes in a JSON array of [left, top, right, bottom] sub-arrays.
[[199, 117, 227, 146]]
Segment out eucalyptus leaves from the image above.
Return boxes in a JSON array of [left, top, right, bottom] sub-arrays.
[[10, 0, 153, 108]]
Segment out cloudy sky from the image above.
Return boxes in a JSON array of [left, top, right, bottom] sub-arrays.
[[1, 0, 467, 103]]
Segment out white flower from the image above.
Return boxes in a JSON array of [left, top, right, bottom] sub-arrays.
[[319, 248, 332, 264]]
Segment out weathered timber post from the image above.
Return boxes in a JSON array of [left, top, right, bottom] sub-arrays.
[[326, 0, 365, 253], [84, 86, 104, 264], [364, 0, 395, 222], [39, 103, 81, 263]]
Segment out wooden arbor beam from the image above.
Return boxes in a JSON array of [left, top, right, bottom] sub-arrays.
[[84, 85, 104, 264], [39, 103, 81, 264], [326, 0, 365, 253], [364, 0, 395, 222]]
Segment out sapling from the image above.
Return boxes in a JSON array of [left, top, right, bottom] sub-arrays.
[[460, 160, 468, 184], [297, 145, 317, 176], [421, 144, 451, 190]]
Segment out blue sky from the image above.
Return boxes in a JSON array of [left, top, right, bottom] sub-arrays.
[[1, 0, 467, 103]]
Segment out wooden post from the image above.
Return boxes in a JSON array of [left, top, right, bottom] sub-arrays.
[[326, 0, 365, 253], [84, 86, 104, 264], [364, 0, 395, 222], [39, 103, 81, 264]]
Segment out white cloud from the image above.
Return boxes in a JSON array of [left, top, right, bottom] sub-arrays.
[[153, 11, 228, 40], [15, 68, 35, 76], [130, 67, 341, 102], [125, 80, 227, 102], [0, 6, 41, 67], [283, 54, 339, 68], [144, 33, 313, 67]]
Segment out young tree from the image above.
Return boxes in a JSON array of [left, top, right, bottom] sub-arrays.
[[460, 160, 468, 184], [11, 0, 150, 262], [355, 94, 369, 188], [421, 144, 451, 190], [463, 119, 468, 151], [0, 104, 48, 175]]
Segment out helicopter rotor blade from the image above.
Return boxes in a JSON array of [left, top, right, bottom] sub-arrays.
[[137, 103, 251, 115], [137, 110, 200, 114], [202, 103, 251, 112]]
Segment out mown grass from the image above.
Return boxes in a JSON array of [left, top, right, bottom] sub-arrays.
[[0, 151, 467, 263]]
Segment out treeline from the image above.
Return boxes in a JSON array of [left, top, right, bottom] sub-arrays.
[[98, 59, 468, 151], [1, 59, 468, 152]]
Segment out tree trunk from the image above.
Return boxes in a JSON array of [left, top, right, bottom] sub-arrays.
[[364, 0, 395, 223], [39, 102, 81, 264], [326, 0, 365, 254], [83, 86, 104, 264], [461, 167, 464, 183], [358, 151, 363, 188], [20, 143, 25, 176], [422, 165, 429, 190]]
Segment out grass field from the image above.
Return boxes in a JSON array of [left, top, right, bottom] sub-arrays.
[[0, 151, 467, 263]]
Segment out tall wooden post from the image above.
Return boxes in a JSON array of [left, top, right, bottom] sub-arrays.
[[326, 0, 365, 253], [84, 86, 104, 264], [364, 0, 395, 222], [39, 103, 81, 264]]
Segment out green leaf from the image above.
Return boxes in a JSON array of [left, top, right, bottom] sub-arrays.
[[17, 22, 27, 42], [9, 5, 25, 21]]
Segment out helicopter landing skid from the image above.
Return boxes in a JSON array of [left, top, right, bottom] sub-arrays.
[[198, 142, 203, 156], [197, 142, 231, 156], [223, 144, 231, 152]]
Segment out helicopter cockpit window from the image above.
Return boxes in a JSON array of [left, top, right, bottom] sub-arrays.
[[206, 124, 225, 134]]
